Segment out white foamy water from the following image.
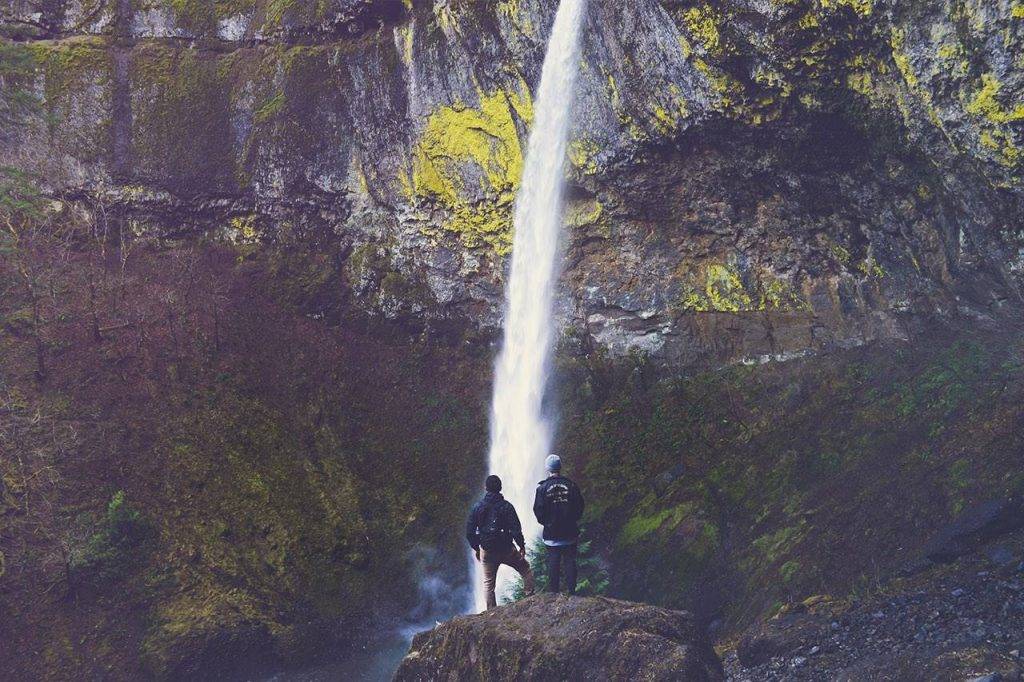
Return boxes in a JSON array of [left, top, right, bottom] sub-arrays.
[[473, 0, 587, 611]]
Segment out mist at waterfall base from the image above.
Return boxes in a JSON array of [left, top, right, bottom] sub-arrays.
[[266, 547, 468, 681], [475, 0, 588, 612]]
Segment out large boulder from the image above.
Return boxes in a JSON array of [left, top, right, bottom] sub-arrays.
[[923, 497, 1024, 563], [394, 594, 723, 681]]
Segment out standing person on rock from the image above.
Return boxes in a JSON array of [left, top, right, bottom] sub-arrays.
[[466, 475, 535, 610], [534, 454, 585, 595]]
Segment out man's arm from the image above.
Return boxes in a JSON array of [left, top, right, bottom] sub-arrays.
[[533, 484, 546, 525], [507, 504, 526, 553], [572, 482, 585, 522], [465, 503, 480, 550]]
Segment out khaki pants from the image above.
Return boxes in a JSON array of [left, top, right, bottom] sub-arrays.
[[481, 546, 535, 609]]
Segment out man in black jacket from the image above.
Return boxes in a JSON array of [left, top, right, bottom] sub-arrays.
[[533, 454, 585, 594], [466, 475, 535, 609]]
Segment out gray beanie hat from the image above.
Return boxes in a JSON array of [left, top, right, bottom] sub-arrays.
[[545, 454, 562, 473]]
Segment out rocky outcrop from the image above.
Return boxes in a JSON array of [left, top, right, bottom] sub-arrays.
[[4, 0, 1023, 368], [724, 529, 1024, 681], [923, 496, 1024, 563], [395, 594, 723, 681]]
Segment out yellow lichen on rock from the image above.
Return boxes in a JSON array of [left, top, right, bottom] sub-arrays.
[[966, 73, 1024, 124], [798, 11, 821, 29], [844, 54, 891, 103], [963, 74, 1024, 168], [682, 5, 724, 56], [396, 24, 415, 66], [702, 263, 753, 312], [434, 3, 457, 33], [819, 0, 872, 17], [569, 138, 601, 176], [650, 83, 692, 135], [980, 130, 1021, 168], [265, 0, 297, 27], [497, 0, 534, 36], [890, 28, 919, 90], [678, 262, 807, 313], [226, 215, 260, 247], [407, 88, 533, 253], [564, 198, 609, 237], [692, 58, 740, 113]]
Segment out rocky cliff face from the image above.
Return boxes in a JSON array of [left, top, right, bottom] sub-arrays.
[[5, 0, 1023, 368], [395, 594, 724, 681]]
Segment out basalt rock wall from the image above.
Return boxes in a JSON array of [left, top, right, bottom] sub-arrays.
[[3, 0, 1023, 366]]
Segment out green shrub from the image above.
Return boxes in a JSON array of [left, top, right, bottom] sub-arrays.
[[507, 535, 609, 602], [0, 41, 39, 134], [0, 166, 43, 229], [70, 491, 154, 584]]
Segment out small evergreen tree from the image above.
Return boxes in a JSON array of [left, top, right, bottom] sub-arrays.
[[506, 534, 609, 603], [70, 491, 154, 584], [0, 42, 40, 137]]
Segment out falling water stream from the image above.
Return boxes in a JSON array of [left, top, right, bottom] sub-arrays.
[[475, 0, 588, 611]]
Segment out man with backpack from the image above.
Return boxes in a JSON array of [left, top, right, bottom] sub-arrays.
[[533, 454, 585, 594], [466, 474, 535, 609]]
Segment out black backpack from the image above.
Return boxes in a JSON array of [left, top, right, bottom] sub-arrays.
[[478, 500, 512, 551]]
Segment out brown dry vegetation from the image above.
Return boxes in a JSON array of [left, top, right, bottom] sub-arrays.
[[0, 204, 491, 679]]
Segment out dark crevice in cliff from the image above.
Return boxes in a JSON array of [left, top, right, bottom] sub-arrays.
[[111, 46, 132, 180]]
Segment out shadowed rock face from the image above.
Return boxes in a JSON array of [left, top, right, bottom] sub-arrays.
[[394, 594, 724, 681], [923, 496, 1024, 563], [4, 0, 1024, 366]]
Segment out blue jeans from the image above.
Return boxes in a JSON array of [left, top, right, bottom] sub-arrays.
[[545, 543, 577, 594]]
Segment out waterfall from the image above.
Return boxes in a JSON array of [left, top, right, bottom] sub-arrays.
[[474, 0, 587, 611]]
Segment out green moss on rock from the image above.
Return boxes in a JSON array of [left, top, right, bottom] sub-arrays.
[[130, 45, 237, 192], [162, 0, 257, 36], [24, 37, 113, 163]]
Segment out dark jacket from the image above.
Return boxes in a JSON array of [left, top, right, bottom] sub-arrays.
[[533, 475, 584, 543], [465, 491, 526, 552]]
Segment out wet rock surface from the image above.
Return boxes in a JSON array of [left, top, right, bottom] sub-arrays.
[[395, 594, 724, 681]]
